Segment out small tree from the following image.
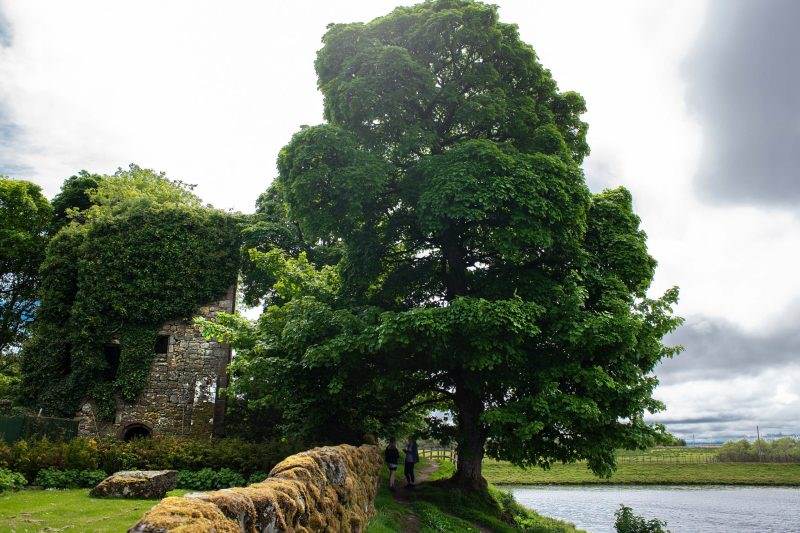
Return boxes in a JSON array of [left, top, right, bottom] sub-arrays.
[[207, 0, 682, 490], [615, 505, 669, 533]]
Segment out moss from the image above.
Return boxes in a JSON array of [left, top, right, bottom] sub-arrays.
[[132, 496, 239, 533], [187, 489, 257, 531], [131, 444, 382, 532]]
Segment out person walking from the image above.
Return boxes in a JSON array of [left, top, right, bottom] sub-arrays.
[[403, 437, 419, 488], [384, 438, 400, 491]]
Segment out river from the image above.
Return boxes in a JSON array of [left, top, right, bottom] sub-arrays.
[[508, 485, 800, 533]]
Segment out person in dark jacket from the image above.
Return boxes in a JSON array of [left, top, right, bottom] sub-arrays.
[[384, 438, 400, 491], [403, 437, 419, 487]]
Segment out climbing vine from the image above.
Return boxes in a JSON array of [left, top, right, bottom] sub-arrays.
[[21, 170, 240, 420]]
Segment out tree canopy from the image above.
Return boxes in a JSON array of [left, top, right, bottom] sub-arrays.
[[202, 0, 682, 491], [0, 178, 52, 400]]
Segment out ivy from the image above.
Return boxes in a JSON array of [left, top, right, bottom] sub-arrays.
[[21, 173, 240, 421]]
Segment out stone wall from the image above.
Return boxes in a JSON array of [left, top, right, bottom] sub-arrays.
[[130, 444, 382, 533], [75, 287, 235, 439]]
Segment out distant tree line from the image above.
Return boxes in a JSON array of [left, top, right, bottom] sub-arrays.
[[717, 437, 800, 462]]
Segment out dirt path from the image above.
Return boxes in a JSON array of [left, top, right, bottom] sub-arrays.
[[390, 460, 439, 531]]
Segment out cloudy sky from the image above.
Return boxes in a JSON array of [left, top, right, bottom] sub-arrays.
[[1, 0, 798, 441]]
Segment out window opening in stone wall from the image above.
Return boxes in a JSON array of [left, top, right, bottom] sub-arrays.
[[122, 423, 152, 441], [154, 334, 170, 354], [102, 344, 121, 380]]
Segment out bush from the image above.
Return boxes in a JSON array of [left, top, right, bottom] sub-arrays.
[[177, 468, 246, 490], [0, 468, 26, 492], [716, 438, 800, 462], [0, 436, 300, 481], [247, 471, 269, 484], [615, 505, 669, 533], [34, 468, 107, 489]]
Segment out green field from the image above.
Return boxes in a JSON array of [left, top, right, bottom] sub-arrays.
[[0, 489, 187, 532], [614, 446, 719, 463], [483, 459, 800, 485]]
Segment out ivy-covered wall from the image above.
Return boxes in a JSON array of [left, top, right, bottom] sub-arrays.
[[20, 202, 241, 427], [75, 287, 235, 438]]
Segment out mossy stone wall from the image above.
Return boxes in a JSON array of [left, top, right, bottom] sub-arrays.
[[130, 444, 381, 532]]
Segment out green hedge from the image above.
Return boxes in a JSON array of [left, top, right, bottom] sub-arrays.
[[34, 468, 107, 489], [176, 468, 246, 491], [0, 436, 301, 481]]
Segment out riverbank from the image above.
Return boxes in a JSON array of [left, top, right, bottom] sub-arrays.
[[368, 459, 584, 532], [484, 459, 800, 485]]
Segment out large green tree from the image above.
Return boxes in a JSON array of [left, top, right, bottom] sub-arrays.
[[206, 0, 681, 490], [0, 178, 52, 398]]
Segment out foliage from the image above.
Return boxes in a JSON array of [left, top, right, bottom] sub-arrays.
[[34, 467, 107, 489], [614, 505, 669, 533], [20, 166, 240, 419], [0, 467, 26, 492], [219, 397, 284, 443], [205, 0, 682, 489], [0, 436, 300, 481], [716, 438, 800, 463], [176, 467, 246, 490], [0, 178, 52, 402], [49, 170, 103, 230], [238, 182, 343, 308]]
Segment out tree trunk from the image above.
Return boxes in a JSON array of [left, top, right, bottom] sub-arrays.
[[452, 381, 488, 491]]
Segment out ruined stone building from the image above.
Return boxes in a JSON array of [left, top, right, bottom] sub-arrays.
[[75, 287, 235, 440]]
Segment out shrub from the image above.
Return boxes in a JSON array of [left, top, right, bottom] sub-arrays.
[[34, 468, 107, 489], [716, 438, 800, 463], [177, 468, 246, 491], [0, 436, 300, 481], [0, 468, 27, 492], [615, 505, 669, 533], [247, 471, 269, 484]]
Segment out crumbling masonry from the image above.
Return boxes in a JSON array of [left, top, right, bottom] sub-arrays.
[[75, 286, 235, 439]]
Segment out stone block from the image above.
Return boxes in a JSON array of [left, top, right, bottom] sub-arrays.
[[91, 470, 178, 499]]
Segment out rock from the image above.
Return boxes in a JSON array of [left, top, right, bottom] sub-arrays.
[[90, 470, 177, 499]]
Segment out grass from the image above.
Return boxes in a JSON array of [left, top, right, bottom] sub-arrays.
[[367, 487, 415, 533], [615, 446, 719, 463], [368, 458, 583, 532], [483, 459, 800, 485], [0, 488, 188, 532]]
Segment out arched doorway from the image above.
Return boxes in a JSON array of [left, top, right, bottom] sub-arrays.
[[121, 423, 152, 441]]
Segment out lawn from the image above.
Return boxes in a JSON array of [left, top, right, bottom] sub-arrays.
[[483, 459, 800, 485], [0, 488, 187, 532]]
